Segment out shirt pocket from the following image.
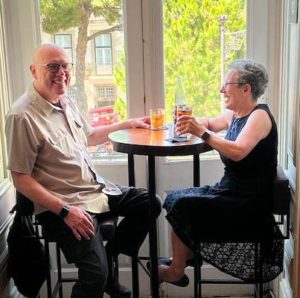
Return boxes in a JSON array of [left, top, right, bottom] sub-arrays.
[[47, 128, 76, 159]]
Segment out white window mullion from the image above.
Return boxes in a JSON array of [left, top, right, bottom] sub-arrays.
[[1, 0, 40, 101], [123, 0, 146, 118]]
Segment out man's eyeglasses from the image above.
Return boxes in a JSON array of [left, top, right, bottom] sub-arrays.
[[37, 63, 74, 73]]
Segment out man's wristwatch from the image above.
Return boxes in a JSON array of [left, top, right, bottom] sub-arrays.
[[200, 130, 211, 141], [59, 204, 70, 219]]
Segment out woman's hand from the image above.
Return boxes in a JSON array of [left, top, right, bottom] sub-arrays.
[[176, 115, 207, 137]]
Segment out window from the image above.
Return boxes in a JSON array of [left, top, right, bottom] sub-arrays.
[[162, 0, 247, 122], [95, 34, 113, 75], [40, 1, 126, 159], [95, 86, 115, 106], [54, 34, 73, 62]]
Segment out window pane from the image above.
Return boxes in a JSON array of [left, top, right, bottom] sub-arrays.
[[163, 0, 246, 122], [95, 34, 112, 47], [40, 1, 127, 160], [54, 34, 73, 62], [54, 34, 72, 48]]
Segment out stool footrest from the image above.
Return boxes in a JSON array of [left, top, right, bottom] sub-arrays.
[[59, 278, 78, 283], [199, 278, 255, 284]]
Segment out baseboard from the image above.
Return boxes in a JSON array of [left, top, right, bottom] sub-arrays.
[[55, 263, 254, 297], [116, 263, 254, 297], [279, 278, 292, 298]]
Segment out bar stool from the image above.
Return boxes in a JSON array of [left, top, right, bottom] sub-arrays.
[[14, 192, 118, 298], [192, 166, 291, 298]]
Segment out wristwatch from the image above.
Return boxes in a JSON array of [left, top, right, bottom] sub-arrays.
[[59, 204, 70, 219], [200, 130, 211, 141]]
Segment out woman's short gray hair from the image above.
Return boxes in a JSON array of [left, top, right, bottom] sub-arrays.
[[228, 59, 269, 99]]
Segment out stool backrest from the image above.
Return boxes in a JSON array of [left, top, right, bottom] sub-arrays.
[[15, 191, 34, 215], [272, 165, 291, 239], [272, 166, 290, 215]]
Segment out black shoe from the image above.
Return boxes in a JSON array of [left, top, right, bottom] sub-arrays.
[[146, 258, 189, 287], [105, 281, 131, 298]]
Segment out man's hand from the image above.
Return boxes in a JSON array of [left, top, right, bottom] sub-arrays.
[[64, 206, 95, 240]]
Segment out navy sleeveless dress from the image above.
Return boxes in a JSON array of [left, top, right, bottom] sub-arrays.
[[163, 104, 283, 282]]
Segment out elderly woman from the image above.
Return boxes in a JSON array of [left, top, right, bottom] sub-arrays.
[[159, 60, 282, 286]]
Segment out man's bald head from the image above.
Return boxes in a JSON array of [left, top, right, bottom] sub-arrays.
[[30, 44, 71, 102], [32, 43, 69, 65]]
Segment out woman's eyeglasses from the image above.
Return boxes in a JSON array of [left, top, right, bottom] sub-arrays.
[[36, 63, 74, 73], [222, 82, 243, 89]]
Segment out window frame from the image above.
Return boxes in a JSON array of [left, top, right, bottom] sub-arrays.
[[0, 2, 11, 183]]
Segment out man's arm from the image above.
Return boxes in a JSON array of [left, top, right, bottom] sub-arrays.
[[11, 172, 95, 241], [87, 116, 150, 146]]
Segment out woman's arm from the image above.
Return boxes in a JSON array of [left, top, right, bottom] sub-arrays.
[[177, 109, 271, 161]]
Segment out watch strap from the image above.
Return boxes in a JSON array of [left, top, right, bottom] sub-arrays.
[[59, 204, 70, 219], [200, 131, 210, 141]]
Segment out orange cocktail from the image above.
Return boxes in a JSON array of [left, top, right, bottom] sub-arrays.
[[150, 108, 165, 130]]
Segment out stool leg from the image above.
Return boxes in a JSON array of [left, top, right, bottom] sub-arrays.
[[131, 256, 139, 298], [113, 254, 119, 281], [106, 250, 120, 298], [256, 242, 263, 298], [45, 240, 52, 298], [56, 243, 63, 298], [194, 241, 202, 298], [255, 282, 263, 298]]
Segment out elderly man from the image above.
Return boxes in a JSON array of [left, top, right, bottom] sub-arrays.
[[5, 44, 161, 297]]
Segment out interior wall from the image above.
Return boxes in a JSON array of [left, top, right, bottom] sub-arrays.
[[277, 0, 300, 297], [290, 0, 300, 296]]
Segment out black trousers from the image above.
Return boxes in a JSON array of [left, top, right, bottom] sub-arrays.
[[37, 186, 161, 298]]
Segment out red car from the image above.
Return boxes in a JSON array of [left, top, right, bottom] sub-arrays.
[[89, 106, 119, 127]]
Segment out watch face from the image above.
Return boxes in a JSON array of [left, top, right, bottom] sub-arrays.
[[60, 205, 70, 218], [201, 131, 210, 141]]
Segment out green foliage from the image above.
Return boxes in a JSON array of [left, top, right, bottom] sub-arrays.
[[163, 0, 246, 121], [40, 0, 81, 33], [40, 0, 121, 34], [114, 97, 127, 121], [113, 49, 127, 119]]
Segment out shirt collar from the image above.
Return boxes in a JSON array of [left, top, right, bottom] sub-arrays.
[[28, 84, 67, 116]]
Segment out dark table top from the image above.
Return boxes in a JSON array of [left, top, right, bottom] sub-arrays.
[[109, 128, 212, 156]]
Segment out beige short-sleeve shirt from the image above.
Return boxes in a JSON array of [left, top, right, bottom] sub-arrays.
[[5, 85, 109, 214]]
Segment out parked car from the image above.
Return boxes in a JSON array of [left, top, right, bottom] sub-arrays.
[[88, 106, 119, 157], [89, 105, 119, 127]]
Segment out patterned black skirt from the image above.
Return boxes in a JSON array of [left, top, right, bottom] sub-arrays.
[[164, 183, 284, 282]]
